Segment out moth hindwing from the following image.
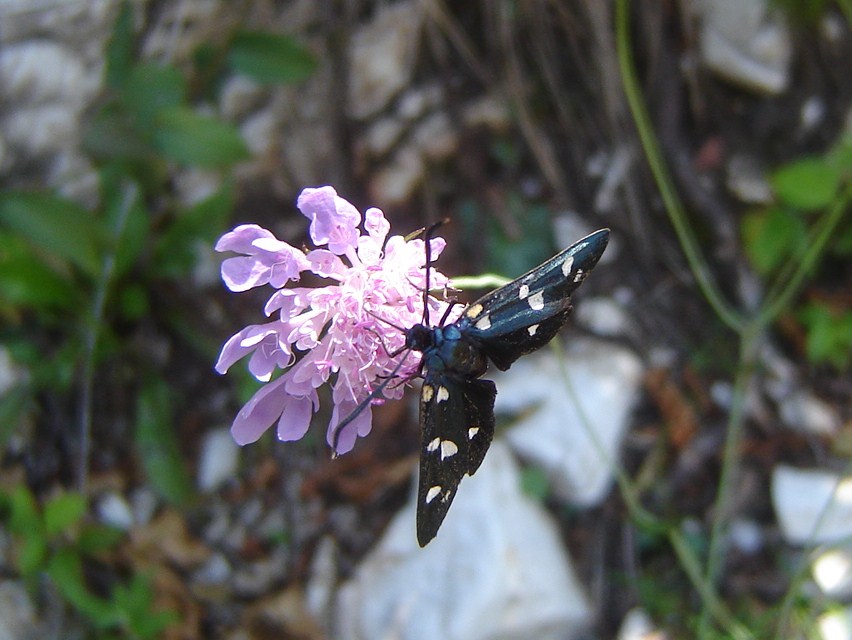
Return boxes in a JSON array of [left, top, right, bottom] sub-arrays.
[[409, 228, 610, 546], [416, 374, 496, 547]]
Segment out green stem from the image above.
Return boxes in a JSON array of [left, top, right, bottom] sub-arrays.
[[77, 181, 138, 491], [760, 182, 852, 325], [615, 0, 744, 333]]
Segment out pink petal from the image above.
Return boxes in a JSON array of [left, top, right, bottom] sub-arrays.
[[215, 224, 276, 253], [231, 376, 289, 445], [277, 392, 317, 441], [327, 399, 373, 455]]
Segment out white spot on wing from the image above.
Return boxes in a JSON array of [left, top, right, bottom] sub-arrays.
[[468, 426, 479, 440], [527, 324, 539, 336], [440, 440, 458, 459], [436, 386, 450, 403], [527, 290, 545, 311], [475, 315, 492, 331], [427, 437, 440, 452], [573, 269, 584, 283], [426, 486, 441, 503], [561, 256, 575, 277], [519, 284, 530, 299]]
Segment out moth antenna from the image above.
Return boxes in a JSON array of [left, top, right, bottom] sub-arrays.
[[421, 219, 449, 327]]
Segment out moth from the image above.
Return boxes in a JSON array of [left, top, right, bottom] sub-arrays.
[[334, 227, 610, 546], [406, 228, 609, 545]]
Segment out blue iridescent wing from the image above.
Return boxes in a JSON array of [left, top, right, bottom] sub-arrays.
[[416, 373, 496, 546], [459, 229, 609, 370]]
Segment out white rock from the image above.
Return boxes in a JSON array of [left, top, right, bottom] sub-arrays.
[[500, 339, 643, 506], [574, 296, 632, 337], [3, 103, 79, 158], [813, 547, 852, 599], [0, 40, 93, 105], [306, 536, 338, 634], [363, 116, 406, 156], [197, 428, 240, 492], [728, 518, 763, 555], [772, 466, 852, 545], [219, 74, 264, 121], [97, 492, 134, 531], [412, 111, 457, 160], [370, 146, 424, 205], [779, 390, 840, 436], [695, 0, 791, 94], [347, 2, 423, 120], [818, 607, 852, 640], [240, 108, 280, 157], [462, 95, 510, 130], [335, 441, 591, 640], [0, 346, 26, 395], [0, 581, 37, 640], [618, 607, 666, 640], [397, 84, 443, 121], [726, 154, 773, 204], [194, 552, 232, 587]]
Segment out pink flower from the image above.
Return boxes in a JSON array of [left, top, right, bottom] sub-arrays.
[[215, 186, 451, 454]]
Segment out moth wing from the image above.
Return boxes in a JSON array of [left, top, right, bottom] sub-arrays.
[[416, 375, 496, 546], [460, 229, 609, 370]]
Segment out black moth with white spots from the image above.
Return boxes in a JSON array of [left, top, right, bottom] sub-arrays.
[[406, 228, 610, 546]]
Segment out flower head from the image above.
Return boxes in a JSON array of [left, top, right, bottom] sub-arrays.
[[215, 186, 451, 454]]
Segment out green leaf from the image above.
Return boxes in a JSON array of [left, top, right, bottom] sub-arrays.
[[520, 466, 550, 501], [7, 484, 41, 534], [741, 207, 806, 274], [105, 1, 135, 89], [98, 169, 150, 278], [227, 32, 317, 84], [0, 191, 105, 278], [77, 523, 125, 554], [43, 492, 87, 536], [771, 157, 841, 211], [153, 107, 249, 167], [84, 105, 155, 162], [46, 548, 118, 624], [0, 385, 31, 449], [799, 303, 852, 370], [0, 232, 79, 311], [123, 63, 186, 129], [153, 183, 235, 278], [135, 378, 192, 505]]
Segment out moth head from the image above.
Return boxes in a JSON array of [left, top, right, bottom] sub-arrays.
[[405, 324, 433, 352]]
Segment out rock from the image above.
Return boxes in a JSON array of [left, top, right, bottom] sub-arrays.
[[818, 607, 852, 640], [198, 427, 240, 492], [347, 2, 423, 120], [695, 0, 791, 95], [772, 466, 852, 545], [0, 581, 37, 640], [97, 492, 134, 531], [728, 518, 764, 555], [726, 154, 773, 204], [813, 547, 852, 599], [306, 536, 337, 634], [500, 338, 643, 506], [0, 40, 93, 105], [618, 607, 668, 640], [574, 297, 633, 337], [778, 390, 840, 436], [335, 441, 591, 640]]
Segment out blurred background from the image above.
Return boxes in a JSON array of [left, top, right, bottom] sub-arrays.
[[0, 1, 850, 638]]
